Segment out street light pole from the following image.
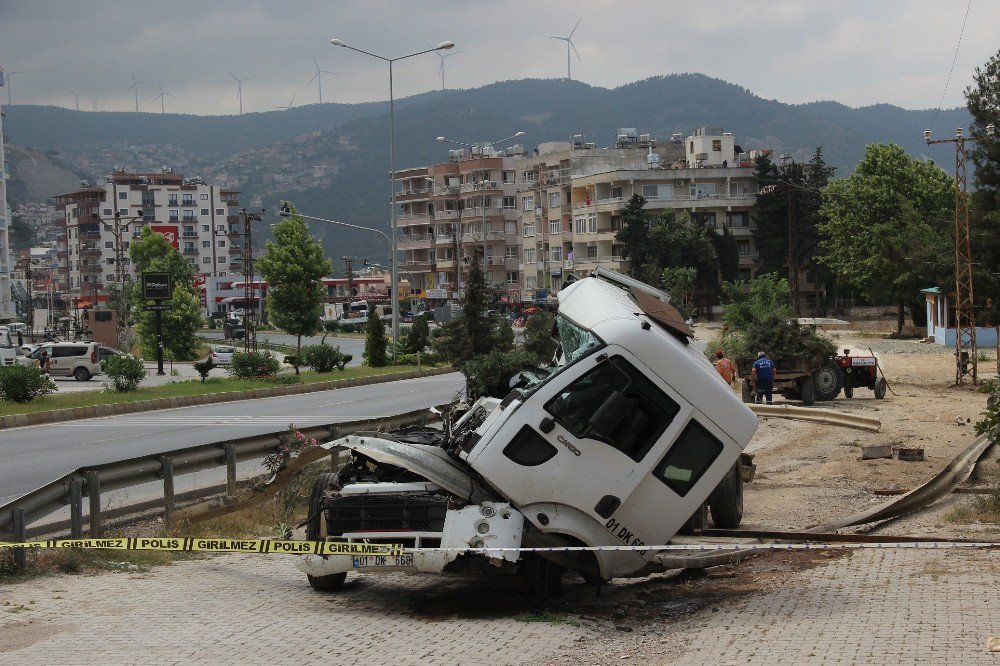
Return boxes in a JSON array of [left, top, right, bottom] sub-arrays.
[[436, 131, 525, 286], [925, 123, 996, 385], [330, 38, 455, 359], [96, 210, 144, 348]]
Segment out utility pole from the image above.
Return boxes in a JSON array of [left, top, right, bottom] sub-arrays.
[[343, 256, 354, 299], [15, 256, 37, 334], [925, 123, 996, 385], [96, 210, 143, 349]]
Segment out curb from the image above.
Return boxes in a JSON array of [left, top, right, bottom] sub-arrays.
[[0, 366, 457, 430]]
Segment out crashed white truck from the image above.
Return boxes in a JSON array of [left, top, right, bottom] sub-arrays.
[[297, 269, 758, 596]]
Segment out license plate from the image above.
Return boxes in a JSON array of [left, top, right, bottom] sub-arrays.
[[352, 554, 414, 568]]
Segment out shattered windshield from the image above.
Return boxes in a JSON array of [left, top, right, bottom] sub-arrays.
[[519, 315, 604, 395]]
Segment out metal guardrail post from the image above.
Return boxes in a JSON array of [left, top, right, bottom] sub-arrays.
[[161, 456, 175, 521], [86, 470, 101, 538], [69, 478, 83, 539], [12, 508, 27, 570], [225, 444, 237, 497]]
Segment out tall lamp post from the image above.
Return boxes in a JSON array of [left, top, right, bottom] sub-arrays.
[[925, 123, 996, 385], [436, 132, 525, 282], [329, 37, 454, 359]]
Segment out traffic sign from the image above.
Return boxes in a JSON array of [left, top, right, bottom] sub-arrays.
[[143, 304, 172, 312]]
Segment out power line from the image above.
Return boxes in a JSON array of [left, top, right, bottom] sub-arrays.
[[929, 0, 973, 132]]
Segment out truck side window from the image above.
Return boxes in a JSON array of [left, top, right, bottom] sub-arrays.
[[543, 355, 680, 462], [652, 420, 724, 497]]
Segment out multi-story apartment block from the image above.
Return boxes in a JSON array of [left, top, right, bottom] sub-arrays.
[[394, 127, 766, 304], [54, 168, 240, 301], [0, 73, 14, 321]]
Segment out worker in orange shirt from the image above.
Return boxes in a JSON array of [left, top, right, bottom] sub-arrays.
[[714, 350, 735, 385]]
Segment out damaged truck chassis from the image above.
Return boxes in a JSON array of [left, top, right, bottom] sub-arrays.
[[296, 269, 759, 597]]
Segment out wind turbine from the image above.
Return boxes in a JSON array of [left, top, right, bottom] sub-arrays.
[[125, 66, 151, 112], [66, 88, 87, 111], [150, 80, 176, 113], [435, 50, 462, 90], [0, 69, 23, 105], [274, 92, 297, 110], [227, 70, 256, 115], [548, 18, 582, 80], [307, 54, 337, 104]]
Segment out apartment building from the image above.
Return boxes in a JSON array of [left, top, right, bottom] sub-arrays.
[[395, 127, 765, 304], [54, 168, 240, 301], [0, 74, 14, 321]]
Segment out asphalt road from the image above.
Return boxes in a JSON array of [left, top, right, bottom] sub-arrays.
[[203, 332, 366, 366], [0, 372, 464, 505]]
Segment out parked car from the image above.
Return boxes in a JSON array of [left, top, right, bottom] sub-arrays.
[[210, 345, 235, 366], [19, 342, 103, 381], [97, 346, 122, 363]]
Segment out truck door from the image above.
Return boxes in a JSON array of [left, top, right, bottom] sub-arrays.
[[469, 345, 734, 548]]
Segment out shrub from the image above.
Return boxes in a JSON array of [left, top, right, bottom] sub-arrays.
[[407, 315, 430, 352], [363, 307, 387, 367], [230, 350, 281, 378], [322, 320, 341, 333], [270, 374, 302, 386], [392, 352, 440, 366], [0, 364, 57, 403], [207, 318, 217, 330], [193, 357, 215, 383], [102, 353, 147, 393], [301, 344, 351, 372], [463, 349, 539, 400]]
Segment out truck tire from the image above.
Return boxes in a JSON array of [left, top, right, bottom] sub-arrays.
[[874, 378, 887, 400], [843, 385, 854, 399], [678, 501, 709, 535], [306, 472, 347, 592], [741, 379, 754, 403], [523, 556, 563, 600], [709, 462, 744, 529], [813, 363, 843, 401], [799, 376, 815, 406]]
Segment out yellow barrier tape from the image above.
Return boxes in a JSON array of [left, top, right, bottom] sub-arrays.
[[0, 538, 402, 556]]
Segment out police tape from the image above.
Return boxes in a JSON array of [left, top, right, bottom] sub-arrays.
[[1, 538, 1000, 556]]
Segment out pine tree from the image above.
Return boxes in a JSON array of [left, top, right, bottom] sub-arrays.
[[257, 206, 333, 373], [363, 305, 387, 367], [615, 194, 649, 277], [407, 313, 430, 353], [461, 252, 493, 359]]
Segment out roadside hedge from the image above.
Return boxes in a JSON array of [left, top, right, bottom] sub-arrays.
[[0, 365, 57, 403]]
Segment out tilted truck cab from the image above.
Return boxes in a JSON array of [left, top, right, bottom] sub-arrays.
[[297, 269, 758, 593]]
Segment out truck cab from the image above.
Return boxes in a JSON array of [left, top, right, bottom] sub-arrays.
[[298, 269, 758, 592]]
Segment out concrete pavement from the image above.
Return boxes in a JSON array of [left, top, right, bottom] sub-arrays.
[[0, 372, 464, 505]]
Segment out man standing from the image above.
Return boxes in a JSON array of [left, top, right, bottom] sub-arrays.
[[714, 349, 735, 385], [751, 351, 775, 404]]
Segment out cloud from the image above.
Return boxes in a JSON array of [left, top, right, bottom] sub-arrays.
[[1, 0, 996, 115]]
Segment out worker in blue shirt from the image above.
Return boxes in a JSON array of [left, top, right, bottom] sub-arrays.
[[751, 351, 775, 404]]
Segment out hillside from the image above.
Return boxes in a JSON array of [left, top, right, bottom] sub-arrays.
[[3, 74, 971, 262]]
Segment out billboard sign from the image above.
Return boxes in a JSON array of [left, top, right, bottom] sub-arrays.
[[150, 225, 179, 249], [142, 272, 173, 301]]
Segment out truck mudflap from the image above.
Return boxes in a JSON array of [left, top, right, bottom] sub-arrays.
[[295, 502, 525, 578], [320, 434, 499, 504]]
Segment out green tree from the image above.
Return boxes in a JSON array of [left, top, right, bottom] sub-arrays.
[[713, 226, 740, 284], [407, 314, 430, 353], [257, 207, 332, 373], [965, 49, 1000, 328], [661, 267, 697, 320], [818, 143, 953, 334], [615, 194, 649, 277], [363, 305, 387, 367], [9, 214, 35, 250], [721, 273, 795, 331], [461, 252, 493, 358], [524, 310, 557, 360], [129, 227, 203, 359], [642, 210, 719, 298]]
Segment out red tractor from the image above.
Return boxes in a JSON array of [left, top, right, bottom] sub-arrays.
[[831, 349, 887, 399]]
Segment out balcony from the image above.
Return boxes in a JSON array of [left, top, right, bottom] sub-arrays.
[[433, 185, 460, 196], [80, 247, 102, 257], [459, 180, 500, 193], [398, 233, 434, 250], [183, 246, 199, 255], [181, 199, 197, 207], [435, 233, 456, 245], [434, 210, 460, 220], [182, 231, 198, 238], [399, 261, 432, 272]]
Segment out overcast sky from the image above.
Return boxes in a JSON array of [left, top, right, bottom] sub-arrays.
[[1, 0, 996, 116]]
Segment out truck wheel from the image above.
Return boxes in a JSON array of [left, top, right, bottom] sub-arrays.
[[709, 462, 744, 528], [741, 379, 754, 403], [874, 378, 887, 400], [813, 363, 843, 401], [306, 472, 347, 592], [844, 386, 854, 399], [523, 556, 563, 600], [799, 376, 815, 406], [678, 501, 709, 535]]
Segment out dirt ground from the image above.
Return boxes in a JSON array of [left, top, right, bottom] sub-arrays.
[[698, 325, 998, 536]]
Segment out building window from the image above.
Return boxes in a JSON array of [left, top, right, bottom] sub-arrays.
[[168, 209, 179, 221], [218, 256, 227, 264], [168, 194, 178, 205], [523, 171, 537, 183], [522, 195, 535, 211], [523, 248, 536, 264], [104, 241, 113, 249], [549, 219, 560, 235], [506, 271, 518, 284], [587, 214, 597, 233], [103, 208, 113, 216], [522, 222, 535, 237], [503, 196, 516, 210], [548, 192, 561, 208], [611, 186, 623, 199], [505, 246, 518, 259], [574, 217, 586, 234], [690, 183, 717, 197], [217, 240, 226, 248], [738, 268, 752, 281], [105, 258, 115, 265], [216, 224, 225, 231], [587, 245, 598, 259], [118, 208, 129, 216], [503, 170, 515, 184], [726, 212, 749, 227], [694, 212, 717, 228], [118, 191, 128, 200], [737, 240, 751, 257], [551, 247, 562, 262], [201, 208, 210, 216], [524, 275, 537, 290], [202, 240, 210, 248], [202, 225, 210, 232], [183, 211, 196, 221], [712, 139, 722, 152], [200, 193, 209, 200], [216, 208, 225, 215], [202, 256, 211, 264]]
